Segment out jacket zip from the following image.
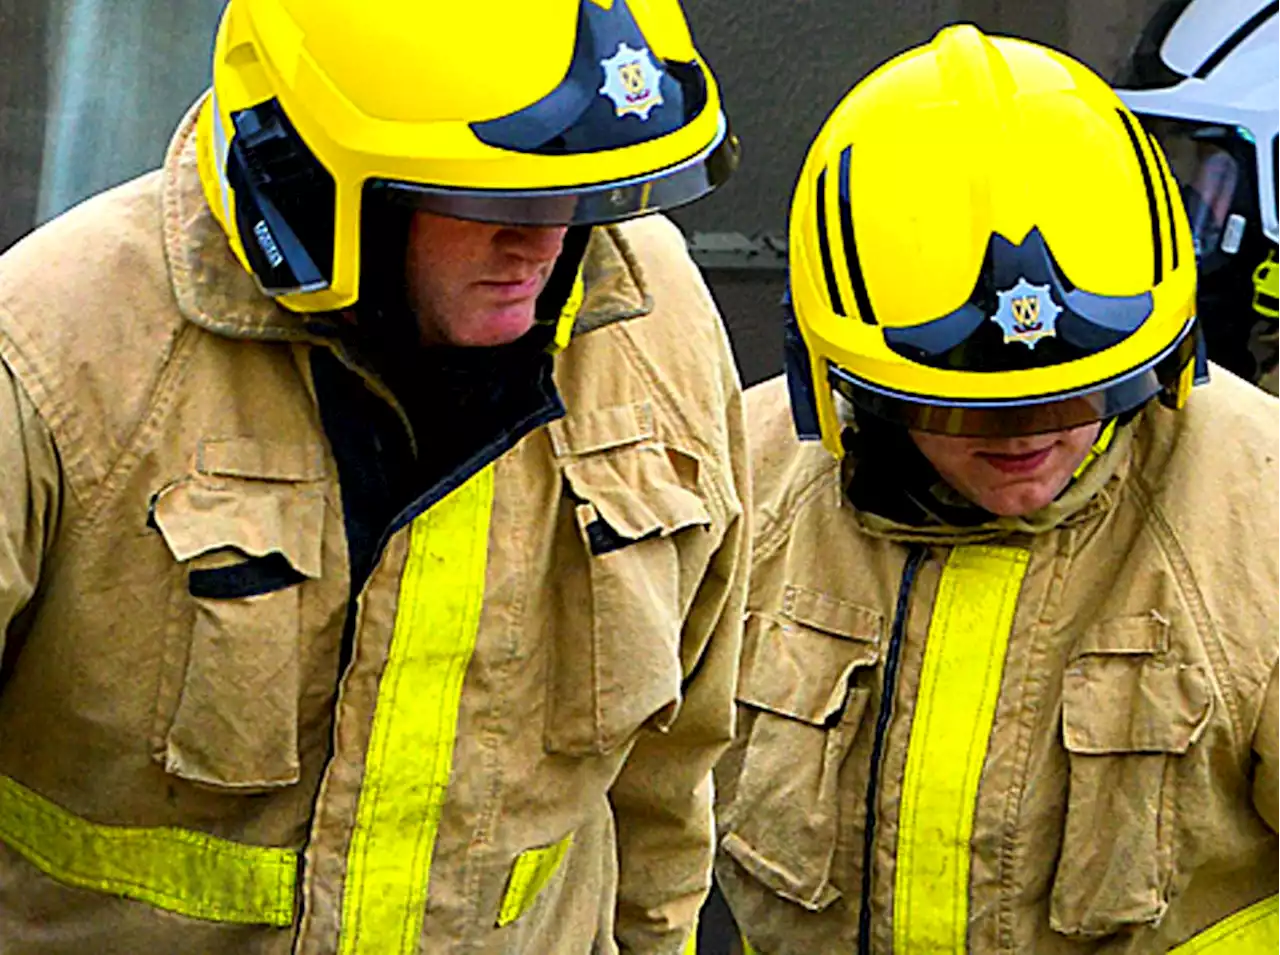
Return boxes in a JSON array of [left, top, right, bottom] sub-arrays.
[[857, 544, 926, 955], [292, 342, 565, 950]]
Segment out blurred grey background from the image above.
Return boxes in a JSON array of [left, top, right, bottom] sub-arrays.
[[1, 0, 1165, 387]]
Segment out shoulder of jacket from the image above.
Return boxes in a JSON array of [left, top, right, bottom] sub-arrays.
[[557, 215, 744, 519], [1131, 369, 1279, 695], [1135, 368, 1278, 523], [746, 374, 842, 559], [0, 170, 193, 497]]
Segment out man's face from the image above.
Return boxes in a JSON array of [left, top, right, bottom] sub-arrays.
[[908, 421, 1103, 518], [404, 212, 569, 347]]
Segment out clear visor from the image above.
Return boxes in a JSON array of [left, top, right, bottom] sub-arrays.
[[366, 119, 738, 227], [1142, 117, 1253, 269], [831, 320, 1199, 437]]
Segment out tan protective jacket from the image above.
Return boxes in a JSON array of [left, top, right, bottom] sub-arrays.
[[714, 373, 1278, 954], [0, 104, 748, 954]]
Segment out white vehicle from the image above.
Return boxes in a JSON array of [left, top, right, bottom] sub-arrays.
[[1117, 0, 1278, 384]]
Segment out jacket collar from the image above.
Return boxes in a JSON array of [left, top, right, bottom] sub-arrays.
[[162, 95, 653, 345]]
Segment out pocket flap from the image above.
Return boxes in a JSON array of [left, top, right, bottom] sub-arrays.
[[548, 402, 655, 458], [1074, 614, 1170, 656], [152, 477, 325, 580], [563, 443, 710, 543], [1062, 656, 1212, 754], [783, 585, 884, 640], [197, 438, 326, 482], [737, 610, 880, 725]]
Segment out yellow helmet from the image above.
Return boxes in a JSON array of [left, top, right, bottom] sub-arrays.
[[785, 24, 1204, 456], [196, 0, 738, 312]]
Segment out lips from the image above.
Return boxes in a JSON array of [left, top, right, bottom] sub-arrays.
[[977, 446, 1054, 475], [478, 273, 543, 301]]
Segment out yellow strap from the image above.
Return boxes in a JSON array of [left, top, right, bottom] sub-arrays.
[[1169, 895, 1279, 953], [549, 265, 586, 353], [1072, 418, 1117, 480], [339, 467, 495, 954], [893, 545, 1030, 952], [0, 773, 295, 925], [497, 831, 574, 927]]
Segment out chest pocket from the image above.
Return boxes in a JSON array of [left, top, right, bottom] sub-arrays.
[[1051, 614, 1213, 939], [720, 587, 882, 912], [150, 438, 327, 792], [543, 402, 714, 756]]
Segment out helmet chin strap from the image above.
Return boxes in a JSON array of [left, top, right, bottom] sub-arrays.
[[534, 225, 592, 354]]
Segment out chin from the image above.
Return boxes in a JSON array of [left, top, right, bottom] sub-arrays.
[[981, 486, 1059, 518], [449, 309, 538, 347]]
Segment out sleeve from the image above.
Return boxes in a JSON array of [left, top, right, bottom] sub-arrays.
[[0, 358, 62, 661], [607, 331, 752, 955], [1252, 664, 1278, 833]]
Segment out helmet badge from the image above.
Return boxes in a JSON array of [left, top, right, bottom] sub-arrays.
[[992, 277, 1061, 348], [599, 43, 665, 120]]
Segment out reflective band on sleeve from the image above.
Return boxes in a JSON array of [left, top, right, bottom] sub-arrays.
[[339, 466, 495, 955], [0, 773, 296, 925], [497, 831, 574, 927], [1168, 895, 1279, 953], [893, 545, 1030, 952]]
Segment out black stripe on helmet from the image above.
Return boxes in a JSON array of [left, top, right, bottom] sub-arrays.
[[838, 146, 877, 325], [1146, 129, 1181, 271], [815, 167, 846, 316], [1118, 108, 1165, 286]]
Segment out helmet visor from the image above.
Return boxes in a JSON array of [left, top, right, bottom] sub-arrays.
[[831, 319, 1201, 437], [366, 119, 738, 227]]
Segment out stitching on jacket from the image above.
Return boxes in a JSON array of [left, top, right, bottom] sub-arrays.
[[66, 321, 201, 552], [613, 327, 735, 527], [753, 466, 841, 565], [1130, 475, 1243, 746]]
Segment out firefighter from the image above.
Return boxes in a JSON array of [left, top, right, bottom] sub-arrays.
[[0, 1, 748, 952], [1116, 0, 1279, 393], [714, 25, 1278, 954]]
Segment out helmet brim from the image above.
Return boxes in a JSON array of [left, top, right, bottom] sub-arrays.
[[365, 118, 738, 227], [830, 317, 1201, 437]]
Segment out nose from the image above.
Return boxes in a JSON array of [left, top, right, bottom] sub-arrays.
[[498, 224, 569, 262]]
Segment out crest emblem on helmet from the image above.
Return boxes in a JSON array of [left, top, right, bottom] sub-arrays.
[[991, 278, 1061, 348], [599, 43, 664, 120]]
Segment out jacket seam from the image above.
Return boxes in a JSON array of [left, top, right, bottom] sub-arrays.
[[1129, 473, 1245, 745], [612, 323, 736, 526], [753, 466, 840, 565], [62, 321, 200, 551]]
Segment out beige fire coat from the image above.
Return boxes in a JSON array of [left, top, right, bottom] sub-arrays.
[[0, 102, 748, 954], [714, 372, 1277, 954]]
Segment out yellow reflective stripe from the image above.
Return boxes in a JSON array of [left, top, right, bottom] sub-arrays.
[[1169, 895, 1279, 953], [339, 467, 495, 954], [0, 773, 295, 925], [497, 831, 574, 927], [893, 545, 1029, 952]]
